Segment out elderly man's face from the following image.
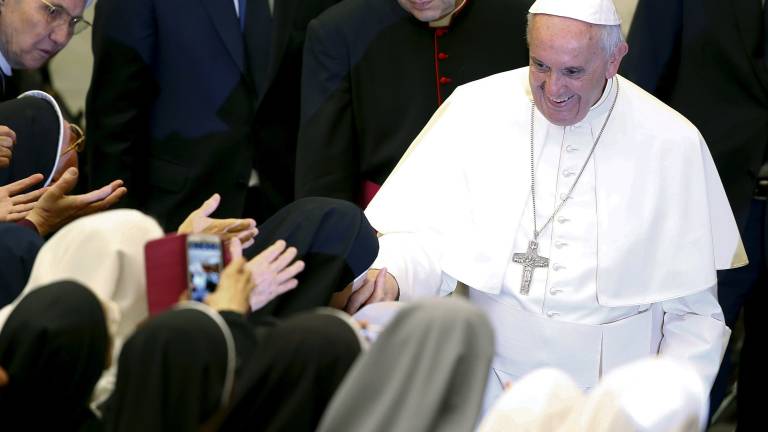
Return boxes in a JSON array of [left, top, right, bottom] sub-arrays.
[[528, 14, 626, 126], [397, 0, 456, 22], [0, 0, 85, 70]]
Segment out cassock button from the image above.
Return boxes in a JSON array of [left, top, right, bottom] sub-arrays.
[[546, 311, 560, 318], [559, 193, 570, 201], [554, 240, 568, 249], [435, 28, 448, 37], [439, 76, 453, 85], [566, 145, 579, 152], [557, 216, 570, 224], [438, 52, 449, 60], [552, 263, 565, 271], [550, 288, 563, 295], [562, 169, 576, 178]]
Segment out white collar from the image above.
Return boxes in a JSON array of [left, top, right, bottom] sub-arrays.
[[0, 49, 12, 76]]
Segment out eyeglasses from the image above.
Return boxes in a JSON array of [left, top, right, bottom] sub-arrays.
[[39, 0, 92, 35], [63, 123, 85, 155]]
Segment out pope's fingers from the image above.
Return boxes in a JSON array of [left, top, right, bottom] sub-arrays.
[[345, 279, 375, 314]]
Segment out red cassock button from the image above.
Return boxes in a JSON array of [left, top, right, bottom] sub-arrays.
[[435, 28, 448, 37], [439, 76, 452, 85], [438, 52, 448, 60]]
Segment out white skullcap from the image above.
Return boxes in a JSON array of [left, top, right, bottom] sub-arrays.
[[529, 0, 621, 25]]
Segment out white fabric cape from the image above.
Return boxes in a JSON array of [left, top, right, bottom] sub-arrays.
[[366, 67, 745, 306]]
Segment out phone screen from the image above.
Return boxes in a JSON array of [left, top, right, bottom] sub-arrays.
[[187, 237, 222, 302]]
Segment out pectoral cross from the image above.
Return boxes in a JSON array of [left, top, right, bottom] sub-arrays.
[[512, 240, 549, 295]]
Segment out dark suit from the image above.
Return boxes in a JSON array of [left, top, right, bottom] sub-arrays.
[[87, 0, 336, 231], [295, 0, 532, 206], [621, 0, 768, 427], [0, 223, 43, 307]]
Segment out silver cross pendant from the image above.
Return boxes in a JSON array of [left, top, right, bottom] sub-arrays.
[[512, 240, 549, 295]]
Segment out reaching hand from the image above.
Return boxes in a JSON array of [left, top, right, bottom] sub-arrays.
[[247, 239, 305, 311], [344, 268, 399, 314], [24, 167, 127, 236], [177, 193, 258, 248], [0, 173, 45, 222], [0, 125, 15, 169], [204, 238, 256, 314]]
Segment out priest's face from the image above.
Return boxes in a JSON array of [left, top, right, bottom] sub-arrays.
[[397, 0, 457, 22], [527, 14, 627, 126], [0, 0, 85, 70]]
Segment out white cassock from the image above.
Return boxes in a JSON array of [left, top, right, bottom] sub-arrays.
[[365, 67, 746, 408]]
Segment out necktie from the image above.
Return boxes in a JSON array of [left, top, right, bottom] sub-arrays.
[[238, 0, 247, 31], [244, 0, 273, 96], [764, 1, 768, 65]]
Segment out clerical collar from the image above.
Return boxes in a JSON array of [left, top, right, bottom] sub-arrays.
[[590, 77, 615, 112], [429, 0, 469, 28], [572, 76, 616, 128], [0, 49, 12, 77]]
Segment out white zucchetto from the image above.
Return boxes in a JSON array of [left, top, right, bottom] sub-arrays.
[[529, 0, 622, 25]]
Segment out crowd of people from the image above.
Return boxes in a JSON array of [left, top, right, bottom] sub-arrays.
[[1, 0, 763, 430]]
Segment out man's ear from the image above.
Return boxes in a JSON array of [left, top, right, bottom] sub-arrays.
[[0, 365, 9, 387], [606, 41, 628, 79]]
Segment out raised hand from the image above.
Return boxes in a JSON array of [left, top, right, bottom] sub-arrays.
[[247, 240, 305, 311], [204, 238, 255, 314], [25, 167, 127, 236], [177, 193, 258, 248], [0, 125, 15, 169], [0, 173, 45, 222]]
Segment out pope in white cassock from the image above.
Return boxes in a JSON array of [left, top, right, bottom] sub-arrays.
[[343, 0, 747, 411]]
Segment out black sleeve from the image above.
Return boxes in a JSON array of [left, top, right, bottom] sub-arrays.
[[0, 223, 43, 307], [85, 0, 158, 208], [295, 18, 360, 202], [621, 0, 683, 99]]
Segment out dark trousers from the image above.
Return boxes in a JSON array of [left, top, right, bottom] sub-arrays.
[[709, 199, 765, 429]]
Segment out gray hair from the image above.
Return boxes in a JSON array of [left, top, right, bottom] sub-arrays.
[[526, 13, 625, 57]]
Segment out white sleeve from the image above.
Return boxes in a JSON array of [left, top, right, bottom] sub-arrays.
[[372, 232, 457, 301], [657, 284, 730, 390]]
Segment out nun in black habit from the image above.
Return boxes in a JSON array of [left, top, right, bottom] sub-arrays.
[[0, 281, 110, 431], [103, 302, 362, 432]]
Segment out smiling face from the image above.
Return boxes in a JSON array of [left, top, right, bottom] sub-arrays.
[[527, 14, 627, 126], [0, 0, 85, 70], [397, 0, 456, 22]]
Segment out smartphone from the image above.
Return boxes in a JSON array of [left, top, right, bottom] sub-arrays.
[[186, 234, 223, 302]]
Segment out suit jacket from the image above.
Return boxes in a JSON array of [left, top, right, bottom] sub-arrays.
[[621, 0, 768, 228], [87, 0, 336, 231], [0, 223, 43, 308], [295, 0, 532, 205]]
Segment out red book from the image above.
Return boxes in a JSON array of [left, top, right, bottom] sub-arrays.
[[144, 233, 231, 315]]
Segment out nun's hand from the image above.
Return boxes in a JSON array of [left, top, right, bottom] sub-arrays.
[[247, 240, 305, 311], [205, 239, 255, 314], [0, 173, 45, 222], [24, 168, 127, 236], [177, 193, 258, 248], [0, 125, 15, 169]]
